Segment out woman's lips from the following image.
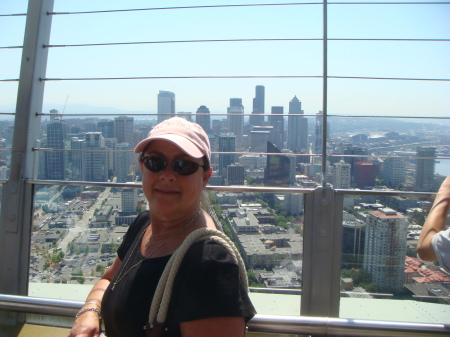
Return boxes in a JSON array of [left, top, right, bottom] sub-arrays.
[[155, 188, 179, 195]]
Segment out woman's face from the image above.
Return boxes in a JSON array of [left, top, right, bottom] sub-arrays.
[[140, 139, 212, 219]]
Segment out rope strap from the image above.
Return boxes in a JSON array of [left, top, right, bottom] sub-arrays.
[[148, 227, 248, 325]]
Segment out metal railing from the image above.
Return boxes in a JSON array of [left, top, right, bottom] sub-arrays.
[[1, 294, 449, 336]]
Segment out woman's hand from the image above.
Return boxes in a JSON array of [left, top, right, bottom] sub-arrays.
[[68, 310, 102, 337]]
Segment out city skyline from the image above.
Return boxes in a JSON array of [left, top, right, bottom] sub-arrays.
[[1, 0, 449, 118]]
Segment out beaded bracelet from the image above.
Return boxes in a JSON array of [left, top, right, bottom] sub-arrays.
[[75, 307, 102, 320]]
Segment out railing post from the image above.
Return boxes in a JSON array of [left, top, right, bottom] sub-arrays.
[[0, 0, 54, 330], [301, 186, 343, 317]]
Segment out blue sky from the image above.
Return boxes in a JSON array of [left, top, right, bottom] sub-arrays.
[[1, 1, 449, 118]]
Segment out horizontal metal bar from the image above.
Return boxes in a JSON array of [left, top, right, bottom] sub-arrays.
[[24, 179, 439, 198], [24, 179, 315, 194], [249, 314, 450, 336], [335, 188, 435, 198], [0, 295, 448, 336], [40, 75, 322, 81]]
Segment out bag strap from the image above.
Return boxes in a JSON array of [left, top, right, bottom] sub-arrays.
[[148, 227, 248, 326]]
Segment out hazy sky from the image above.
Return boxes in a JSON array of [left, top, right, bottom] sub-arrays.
[[1, 1, 449, 118]]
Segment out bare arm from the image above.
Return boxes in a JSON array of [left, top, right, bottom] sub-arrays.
[[68, 257, 122, 337], [180, 316, 246, 337], [417, 175, 450, 261]]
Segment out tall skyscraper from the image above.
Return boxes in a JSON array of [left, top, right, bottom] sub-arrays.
[[250, 85, 265, 126], [46, 117, 66, 180], [382, 155, 406, 187], [115, 142, 131, 183], [157, 90, 175, 123], [333, 160, 351, 188], [218, 133, 236, 176], [415, 147, 436, 192], [314, 111, 323, 154], [70, 137, 86, 181], [195, 105, 211, 134], [363, 208, 408, 293], [227, 98, 244, 147], [269, 106, 284, 149], [85, 132, 108, 182], [114, 116, 134, 146], [287, 96, 308, 152]]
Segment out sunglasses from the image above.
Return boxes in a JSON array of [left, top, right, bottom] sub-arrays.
[[140, 156, 205, 176]]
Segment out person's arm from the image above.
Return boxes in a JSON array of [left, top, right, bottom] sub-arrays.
[[180, 316, 246, 337], [68, 257, 122, 337], [417, 175, 450, 261]]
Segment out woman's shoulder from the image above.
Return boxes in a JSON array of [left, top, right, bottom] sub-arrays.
[[184, 236, 237, 265]]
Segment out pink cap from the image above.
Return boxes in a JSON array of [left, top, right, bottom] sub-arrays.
[[134, 117, 211, 166]]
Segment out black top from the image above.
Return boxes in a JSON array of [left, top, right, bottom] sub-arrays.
[[102, 211, 256, 337]]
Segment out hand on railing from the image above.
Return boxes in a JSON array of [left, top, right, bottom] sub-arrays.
[[68, 308, 103, 337]]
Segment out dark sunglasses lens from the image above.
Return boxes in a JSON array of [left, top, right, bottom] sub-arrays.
[[144, 157, 166, 172], [173, 160, 199, 175]]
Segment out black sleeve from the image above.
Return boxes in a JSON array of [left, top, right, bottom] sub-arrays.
[[117, 211, 150, 261], [169, 239, 256, 324]]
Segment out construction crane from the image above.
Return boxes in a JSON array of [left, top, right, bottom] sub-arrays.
[[60, 95, 69, 120], [33, 242, 59, 269]]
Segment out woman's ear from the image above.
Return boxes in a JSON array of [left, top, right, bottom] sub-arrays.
[[203, 168, 212, 187]]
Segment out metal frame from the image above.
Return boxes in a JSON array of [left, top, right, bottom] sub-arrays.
[[0, 0, 54, 327]]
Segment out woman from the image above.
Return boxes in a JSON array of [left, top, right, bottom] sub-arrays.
[[69, 117, 256, 337], [417, 175, 450, 272]]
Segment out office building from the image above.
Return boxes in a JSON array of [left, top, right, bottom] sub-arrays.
[[314, 111, 323, 154], [354, 162, 377, 188], [97, 120, 115, 138], [115, 142, 131, 183], [415, 147, 436, 192], [264, 141, 290, 186], [227, 98, 244, 148], [227, 163, 245, 185], [382, 156, 406, 187], [363, 208, 408, 293], [70, 137, 86, 181], [250, 85, 265, 126], [333, 160, 351, 189], [46, 117, 66, 180], [114, 116, 134, 147], [85, 132, 108, 182], [287, 95, 308, 152], [342, 220, 365, 260], [284, 192, 304, 216], [157, 90, 175, 123], [269, 106, 284, 149], [121, 186, 138, 214], [218, 133, 236, 176], [195, 105, 211, 134]]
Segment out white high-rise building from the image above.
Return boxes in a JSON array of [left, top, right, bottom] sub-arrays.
[[114, 116, 134, 147], [121, 185, 138, 214], [227, 98, 244, 148], [363, 208, 408, 293], [157, 91, 175, 123], [382, 156, 406, 187], [288, 96, 307, 152], [333, 160, 351, 189]]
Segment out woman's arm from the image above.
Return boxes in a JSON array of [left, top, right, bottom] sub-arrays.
[[417, 175, 450, 261], [180, 316, 246, 337], [68, 257, 122, 337]]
